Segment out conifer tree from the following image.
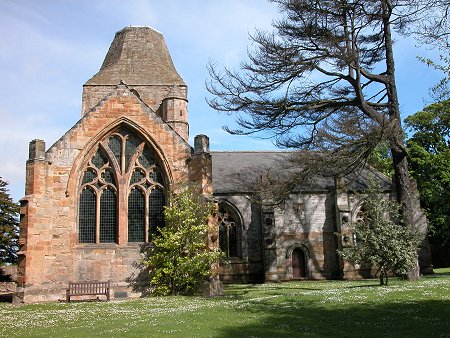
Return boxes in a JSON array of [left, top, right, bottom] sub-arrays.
[[0, 178, 19, 264], [207, 0, 449, 278]]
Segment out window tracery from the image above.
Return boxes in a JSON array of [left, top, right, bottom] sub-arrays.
[[78, 126, 165, 244], [218, 203, 241, 258]]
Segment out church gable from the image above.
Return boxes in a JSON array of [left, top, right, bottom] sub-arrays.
[[17, 27, 197, 302], [47, 84, 191, 175]]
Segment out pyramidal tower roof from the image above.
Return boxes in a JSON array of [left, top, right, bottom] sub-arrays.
[[85, 26, 185, 86]]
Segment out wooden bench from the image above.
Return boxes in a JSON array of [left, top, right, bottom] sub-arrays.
[[66, 281, 110, 302]]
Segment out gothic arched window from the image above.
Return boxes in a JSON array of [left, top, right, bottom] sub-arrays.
[[218, 203, 242, 258], [78, 126, 166, 244]]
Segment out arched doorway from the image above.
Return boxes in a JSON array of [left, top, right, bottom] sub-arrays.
[[292, 248, 306, 278]]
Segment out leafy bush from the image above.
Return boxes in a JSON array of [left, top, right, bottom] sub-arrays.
[[339, 182, 422, 285], [143, 187, 221, 295]]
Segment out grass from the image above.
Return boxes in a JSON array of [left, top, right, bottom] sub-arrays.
[[1, 272, 449, 338]]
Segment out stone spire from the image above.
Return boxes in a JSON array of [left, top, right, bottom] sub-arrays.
[[82, 26, 188, 117], [85, 26, 185, 86]]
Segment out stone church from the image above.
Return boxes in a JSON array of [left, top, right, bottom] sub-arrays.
[[16, 26, 430, 302]]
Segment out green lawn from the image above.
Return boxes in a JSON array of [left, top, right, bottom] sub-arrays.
[[1, 271, 449, 338]]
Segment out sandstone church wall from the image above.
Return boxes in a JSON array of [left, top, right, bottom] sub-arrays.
[[268, 193, 341, 281], [82, 84, 188, 118], [17, 86, 193, 302]]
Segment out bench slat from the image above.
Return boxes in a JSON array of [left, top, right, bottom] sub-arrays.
[[66, 281, 110, 302]]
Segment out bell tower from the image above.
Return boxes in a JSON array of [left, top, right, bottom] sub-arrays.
[[82, 26, 189, 141]]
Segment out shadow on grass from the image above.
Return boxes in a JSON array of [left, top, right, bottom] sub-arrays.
[[224, 287, 324, 300], [426, 270, 450, 278], [215, 298, 450, 337], [344, 283, 381, 288]]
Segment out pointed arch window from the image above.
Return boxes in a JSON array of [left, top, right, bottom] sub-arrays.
[[218, 203, 242, 258], [78, 126, 166, 244]]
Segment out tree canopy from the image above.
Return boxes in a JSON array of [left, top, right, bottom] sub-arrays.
[[405, 100, 450, 245], [339, 182, 421, 286], [0, 178, 19, 265]]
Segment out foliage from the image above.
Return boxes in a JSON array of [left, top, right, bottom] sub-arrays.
[[419, 54, 450, 101], [143, 187, 221, 296], [368, 141, 394, 177], [338, 182, 421, 285], [206, 2, 448, 281], [416, 2, 449, 101], [405, 100, 450, 245], [1, 278, 449, 337], [0, 178, 19, 265]]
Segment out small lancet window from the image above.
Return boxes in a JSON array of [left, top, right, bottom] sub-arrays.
[[79, 187, 96, 243], [149, 188, 165, 241], [100, 188, 117, 243], [128, 188, 145, 242]]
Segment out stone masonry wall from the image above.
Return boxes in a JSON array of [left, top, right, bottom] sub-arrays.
[[82, 84, 187, 117], [215, 195, 264, 283], [17, 86, 192, 302], [270, 193, 340, 281]]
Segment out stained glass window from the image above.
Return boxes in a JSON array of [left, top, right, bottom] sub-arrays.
[[131, 169, 145, 184], [125, 134, 141, 170], [219, 222, 227, 256], [138, 148, 155, 169], [149, 169, 164, 184], [82, 169, 96, 185], [101, 169, 115, 184], [79, 187, 96, 243], [149, 189, 165, 240], [100, 188, 117, 243], [128, 188, 145, 242], [78, 126, 166, 244], [92, 149, 108, 169], [218, 203, 241, 258], [108, 135, 122, 169]]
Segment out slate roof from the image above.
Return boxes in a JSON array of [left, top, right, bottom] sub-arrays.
[[211, 151, 392, 194], [85, 26, 185, 86]]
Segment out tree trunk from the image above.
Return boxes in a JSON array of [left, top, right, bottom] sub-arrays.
[[383, 0, 423, 280]]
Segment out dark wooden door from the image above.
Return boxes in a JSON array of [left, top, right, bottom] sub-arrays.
[[292, 248, 306, 278]]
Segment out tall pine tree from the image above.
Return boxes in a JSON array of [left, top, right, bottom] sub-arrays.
[[0, 178, 19, 264], [207, 0, 449, 279]]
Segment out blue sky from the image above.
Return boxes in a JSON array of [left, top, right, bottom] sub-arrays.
[[0, 0, 443, 201]]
